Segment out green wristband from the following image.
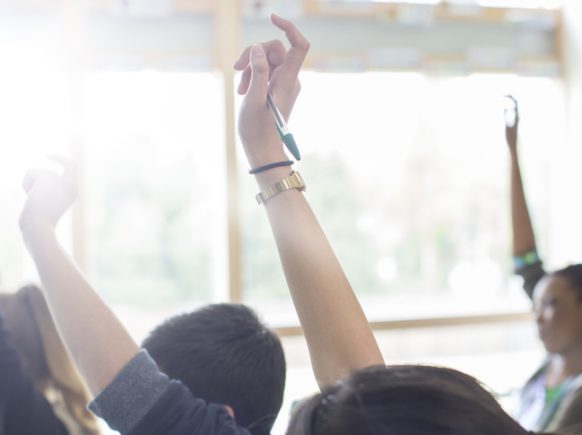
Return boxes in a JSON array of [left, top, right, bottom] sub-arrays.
[[513, 250, 540, 269]]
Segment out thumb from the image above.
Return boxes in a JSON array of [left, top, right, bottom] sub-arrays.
[[246, 44, 270, 106]]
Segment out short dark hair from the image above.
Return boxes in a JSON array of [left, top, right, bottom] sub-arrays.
[[552, 264, 582, 301], [287, 365, 531, 435], [142, 303, 286, 435]]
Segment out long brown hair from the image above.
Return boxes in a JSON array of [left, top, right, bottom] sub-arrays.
[[287, 365, 547, 435]]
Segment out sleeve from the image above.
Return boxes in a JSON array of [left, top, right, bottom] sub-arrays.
[[515, 259, 546, 300], [89, 350, 250, 435], [0, 312, 69, 435]]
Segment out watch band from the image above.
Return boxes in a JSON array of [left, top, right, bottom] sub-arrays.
[[256, 171, 306, 205]]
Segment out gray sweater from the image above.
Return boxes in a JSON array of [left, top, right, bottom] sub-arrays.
[[89, 351, 251, 435]]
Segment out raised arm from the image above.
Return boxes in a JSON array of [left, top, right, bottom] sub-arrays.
[[19, 169, 249, 435], [505, 97, 546, 297], [506, 96, 537, 256], [19, 159, 139, 396], [234, 15, 384, 389]]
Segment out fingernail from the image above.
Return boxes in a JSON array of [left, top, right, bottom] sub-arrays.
[[251, 44, 265, 57]]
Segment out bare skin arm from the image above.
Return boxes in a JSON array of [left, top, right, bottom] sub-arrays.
[[506, 96, 537, 256], [235, 15, 384, 389], [19, 159, 139, 396]]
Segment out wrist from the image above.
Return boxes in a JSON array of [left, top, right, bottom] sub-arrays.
[[19, 215, 54, 240], [242, 138, 288, 169], [513, 249, 539, 269], [249, 160, 294, 175], [253, 166, 294, 190], [255, 170, 305, 205]]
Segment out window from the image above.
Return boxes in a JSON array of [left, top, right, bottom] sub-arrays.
[[1, 0, 564, 326], [241, 72, 565, 324], [0, 3, 570, 434], [0, 46, 71, 290], [83, 71, 227, 335]]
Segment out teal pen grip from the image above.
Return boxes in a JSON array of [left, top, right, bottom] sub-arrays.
[[281, 133, 301, 161]]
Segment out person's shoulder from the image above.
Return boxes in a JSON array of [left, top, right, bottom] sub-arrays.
[[91, 351, 250, 435], [559, 385, 582, 419], [569, 375, 582, 398], [130, 380, 251, 435], [549, 376, 582, 432]]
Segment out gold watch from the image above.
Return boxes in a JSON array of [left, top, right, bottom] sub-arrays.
[[256, 171, 306, 205]]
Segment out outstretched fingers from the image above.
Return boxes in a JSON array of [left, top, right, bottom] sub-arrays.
[[270, 14, 310, 85], [233, 15, 310, 96]]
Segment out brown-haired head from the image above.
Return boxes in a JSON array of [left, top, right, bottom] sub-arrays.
[[287, 365, 532, 435]]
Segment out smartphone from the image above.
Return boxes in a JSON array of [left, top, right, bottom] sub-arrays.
[[504, 95, 517, 128]]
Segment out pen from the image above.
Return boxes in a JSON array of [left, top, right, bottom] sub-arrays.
[[266, 91, 301, 161]]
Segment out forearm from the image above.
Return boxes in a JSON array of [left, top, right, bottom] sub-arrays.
[[20, 220, 139, 396], [509, 149, 537, 256], [255, 166, 384, 388]]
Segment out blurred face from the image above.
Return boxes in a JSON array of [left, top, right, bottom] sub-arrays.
[[533, 275, 582, 354]]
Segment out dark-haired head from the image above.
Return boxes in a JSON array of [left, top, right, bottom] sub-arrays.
[[287, 365, 534, 435], [552, 264, 582, 301], [142, 303, 286, 435], [532, 265, 582, 354]]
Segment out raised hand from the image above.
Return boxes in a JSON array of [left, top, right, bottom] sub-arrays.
[[20, 156, 77, 231], [234, 14, 309, 168], [505, 95, 520, 152]]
